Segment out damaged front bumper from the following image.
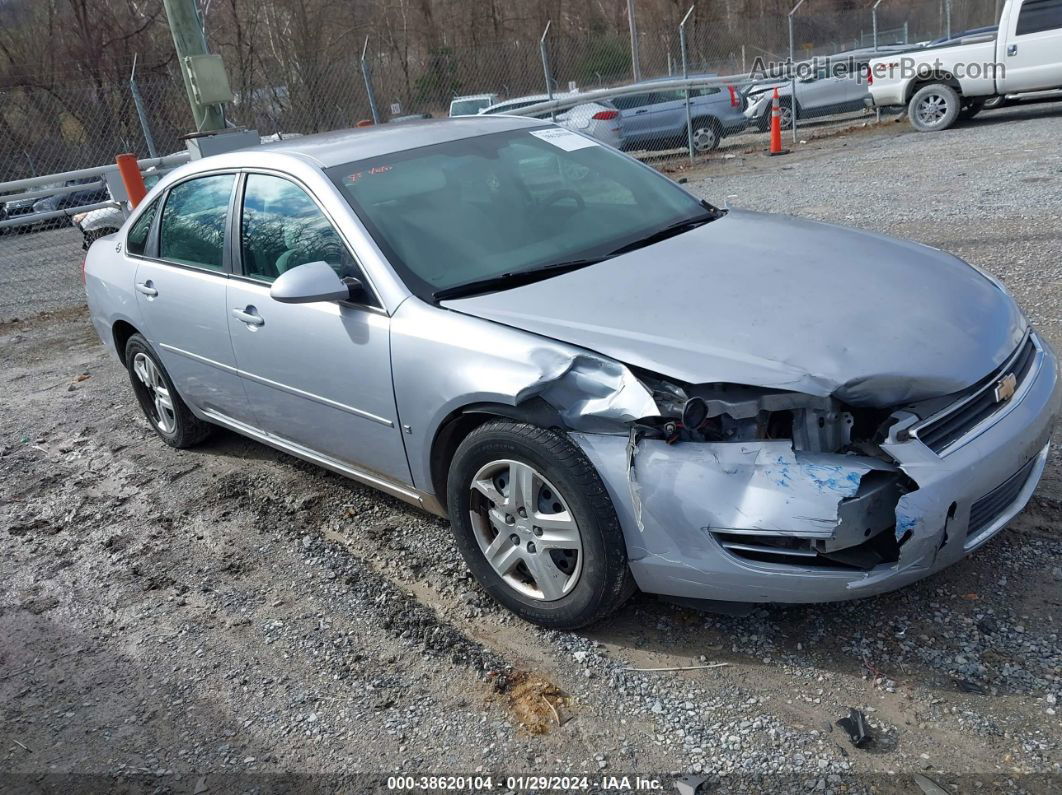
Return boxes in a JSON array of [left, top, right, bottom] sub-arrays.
[[571, 335, 1060, 603]]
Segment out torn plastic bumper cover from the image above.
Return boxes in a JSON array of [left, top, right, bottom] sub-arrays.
[[566, 337, 1059, 604]]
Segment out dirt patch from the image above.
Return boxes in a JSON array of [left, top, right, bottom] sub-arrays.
[[503, 671, 570, 735]]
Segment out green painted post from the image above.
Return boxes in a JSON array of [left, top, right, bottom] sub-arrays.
[[162, 0, 225, 132]]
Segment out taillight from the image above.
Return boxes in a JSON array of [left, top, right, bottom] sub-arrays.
[[728, 85, 739, 107], [591, 109, 619, 121], [865, 64, 873, 85]]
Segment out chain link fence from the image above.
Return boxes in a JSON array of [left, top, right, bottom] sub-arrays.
[[0, 0, 1001, 323]]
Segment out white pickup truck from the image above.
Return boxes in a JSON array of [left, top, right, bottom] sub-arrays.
[[868, 0, 1062, 130]]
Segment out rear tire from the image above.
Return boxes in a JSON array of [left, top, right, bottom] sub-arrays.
[[958, 100, 985, 121], [125, 334, 213, 449], [690, 118, 722, 153], [446, 421, 635, 629], [908, 83, 961, 131]]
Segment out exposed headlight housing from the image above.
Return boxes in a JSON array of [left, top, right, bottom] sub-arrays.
[[635, 372, 894, 454]]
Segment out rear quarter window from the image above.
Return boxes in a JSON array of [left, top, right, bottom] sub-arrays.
[[126, 198, 160, 256]]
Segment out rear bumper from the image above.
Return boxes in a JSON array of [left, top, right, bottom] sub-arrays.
[[573, 333, 1060, 603], [869, 83, 908, 107]]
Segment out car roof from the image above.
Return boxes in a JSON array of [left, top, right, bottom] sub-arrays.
[[451, 94, 496, 101], [253, 116, 547, 167]]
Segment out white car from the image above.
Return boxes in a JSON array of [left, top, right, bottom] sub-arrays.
[[449, 94, 499, 117], [743, 51, 887, 130], [479, 94, 624, 149], [868, 0, 1062, 130]]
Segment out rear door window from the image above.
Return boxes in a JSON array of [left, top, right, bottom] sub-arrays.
[[158, 174, 235, 270], [612, 93, 652, 110], [1016, 0, 1062, 33]]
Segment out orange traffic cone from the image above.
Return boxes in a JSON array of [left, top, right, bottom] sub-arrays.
[[769, 88, 788, 156]]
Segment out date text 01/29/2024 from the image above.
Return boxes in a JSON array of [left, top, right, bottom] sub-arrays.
[[385, 775, 666, 791]]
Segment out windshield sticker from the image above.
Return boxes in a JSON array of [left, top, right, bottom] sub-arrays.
[[529, 128, 599, 152], [347, 164, 393, 184]]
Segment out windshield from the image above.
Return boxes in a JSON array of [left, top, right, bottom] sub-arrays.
[[328, 127, 710, 300], [450, 98, 492, 116]]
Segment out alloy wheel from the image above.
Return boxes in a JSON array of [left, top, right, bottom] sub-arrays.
[[916, 94, 949, 126], [468, 459, 583, 602], [132, 352, 176, 434]]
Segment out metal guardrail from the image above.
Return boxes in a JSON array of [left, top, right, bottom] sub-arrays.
[[0, 152, 191, 230]]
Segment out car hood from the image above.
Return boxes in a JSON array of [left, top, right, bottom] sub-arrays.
[[442, 209, 1026, 407], [747, 82, 788, 95]]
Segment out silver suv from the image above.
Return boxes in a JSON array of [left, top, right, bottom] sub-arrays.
[[613, 79, 748, 152]]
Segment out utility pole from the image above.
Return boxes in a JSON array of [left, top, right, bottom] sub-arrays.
[[163, 0, 226, 132], [627, 0, 642, 82]]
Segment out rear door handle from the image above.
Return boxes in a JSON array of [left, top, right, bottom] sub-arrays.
[[232, 307, 265, 327], [1007, 43, 1017, 56], [135, 281, 157, 297], [634, 108, 649, 115]]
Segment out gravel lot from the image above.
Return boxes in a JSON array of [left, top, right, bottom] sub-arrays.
[[2, 102, 1061, 793]]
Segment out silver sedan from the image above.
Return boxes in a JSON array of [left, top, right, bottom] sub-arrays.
[[84, 117, 1060, 628]]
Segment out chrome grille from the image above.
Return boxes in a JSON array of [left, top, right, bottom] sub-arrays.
[[915, 335, 1038, 454]]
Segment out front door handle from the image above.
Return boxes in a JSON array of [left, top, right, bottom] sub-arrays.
[[135, 281, 157, 297], [232, 307, 265, 327], [1007, 43, 1017, 56]]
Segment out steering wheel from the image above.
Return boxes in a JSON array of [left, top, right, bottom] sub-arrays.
[[536, 189, 585, 213]]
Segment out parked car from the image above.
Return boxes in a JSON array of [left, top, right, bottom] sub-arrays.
[[868, 0, 1062, 130], [449, 94, 499, 117], [84, 117, 1060, 629], [32, 177, 110, 227], [73, 173, 164, 247], [389, 113, 433, 124], [478, 94, 624, 148], [612, 77, 747, 152], [744, 55, 874, 131], [3, 182, 62, 230]]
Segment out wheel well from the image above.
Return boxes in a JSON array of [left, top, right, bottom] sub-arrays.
[[112, 320, 139, 365], [905, 73, 961, 103], [428, 398, 565, 512], [691, 115, 721, 131]]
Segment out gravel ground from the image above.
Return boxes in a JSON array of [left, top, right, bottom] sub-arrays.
[[2, 101, 1061, 794]]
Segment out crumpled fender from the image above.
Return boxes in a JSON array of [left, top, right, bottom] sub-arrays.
[[390, 298, 659, 494]]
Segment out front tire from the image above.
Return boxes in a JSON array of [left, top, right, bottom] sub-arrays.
[[908, 83, 961, 131], [446, 421, 635, 629], [758, 100, 793, 131], [125, 334, 213, 448]]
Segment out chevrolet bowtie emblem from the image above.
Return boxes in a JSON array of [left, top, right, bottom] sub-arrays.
[[993, 372, 1017, 403]]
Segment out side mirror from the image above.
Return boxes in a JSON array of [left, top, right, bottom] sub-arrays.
[[270, 260, 357, 304]]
